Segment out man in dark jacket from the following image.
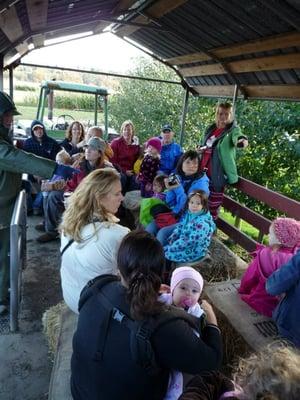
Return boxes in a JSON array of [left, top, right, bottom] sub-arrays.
[[23, 119, 61, 160], [23, 120, 61, 214], [0, 92, 77, 315]]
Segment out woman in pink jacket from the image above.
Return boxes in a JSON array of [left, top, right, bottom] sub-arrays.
[[238, 217, 300, 317]]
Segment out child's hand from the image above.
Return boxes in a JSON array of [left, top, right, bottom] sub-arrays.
[[159, 284, 171, 294], [164, 177, 180, 190], [237, 138, 248, 148], [200, 300, 218, 326], [126, 170, 134, 177], [145, 182, 152, 191]]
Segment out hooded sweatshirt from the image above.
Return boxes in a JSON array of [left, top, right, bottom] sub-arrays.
[[23, 119, 61, 160]]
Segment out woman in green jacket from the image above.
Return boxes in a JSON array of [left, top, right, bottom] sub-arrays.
[[0, 92, 77, 315], [198, 102, 248, 220]]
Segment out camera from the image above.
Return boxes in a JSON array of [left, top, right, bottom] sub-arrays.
[[168, 173, 179, 186]]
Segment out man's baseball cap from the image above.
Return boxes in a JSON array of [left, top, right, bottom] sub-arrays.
[[32, 123, 44, 130], [162, 124, 172, 133]]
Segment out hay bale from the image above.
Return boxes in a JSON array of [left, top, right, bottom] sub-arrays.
[[215, 308, 251, 374], [42, 301, 66, 356], [200, 237, 247, 282]]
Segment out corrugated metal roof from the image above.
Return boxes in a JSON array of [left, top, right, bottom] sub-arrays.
[[1, 0, 299, 100]]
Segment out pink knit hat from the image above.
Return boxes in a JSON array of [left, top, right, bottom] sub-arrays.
[[147, 137, 162, 153], [170, 266, 204, 294], [272, 217, 300, 248]]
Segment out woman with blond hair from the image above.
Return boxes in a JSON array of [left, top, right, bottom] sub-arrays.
[[60, 168, 130, 313], [198, 102, 248, 220], [110, 120, 140, 193], [61, 120, 85, 156]]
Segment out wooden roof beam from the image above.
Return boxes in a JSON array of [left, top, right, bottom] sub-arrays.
[[26, 0, 48, 31], [192, 85, 240, 98], [31, 34, 44, 48], [180, 53, 300, 77], [191, 85, 300, 100], [166, 31, 300, 66], [112, 0, 137, 16], [115, 0, 188, 37], [0, 5, 23, 42]]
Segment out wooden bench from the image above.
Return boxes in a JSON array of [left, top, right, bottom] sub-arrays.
[[48, 306, 77, 400], [205, 279, 278, 351]]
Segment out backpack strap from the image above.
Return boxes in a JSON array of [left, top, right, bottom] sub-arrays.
[[60, 239, 74, 256]]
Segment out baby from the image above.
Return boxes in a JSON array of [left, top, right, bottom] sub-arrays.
[[41, 149, 72, 194], [160, 266, 204, 400]]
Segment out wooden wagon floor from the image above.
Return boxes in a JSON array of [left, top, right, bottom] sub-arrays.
[[0, 215, 62, 400]]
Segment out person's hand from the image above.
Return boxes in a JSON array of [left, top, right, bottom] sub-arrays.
[[164, 177, 180, 190], [200, 300, 218, 326], [197, 145, 207, 153], [159, 284, 171, 294], [145, 182, 152, 191], [237, 138, 248, 148], [126, 170, 134, 177], [54, 164, 80, 180]]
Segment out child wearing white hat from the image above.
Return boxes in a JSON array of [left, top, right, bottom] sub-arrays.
[[159, 266, 205, 400]]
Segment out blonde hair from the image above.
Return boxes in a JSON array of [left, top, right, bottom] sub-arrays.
[[65, 121, 85, 141], [55, 149, 72, 165], [120, 120, 135, 136], [59, 168, 120, 242], [215, 102, 233, 124], [233, 345, 300, 400]]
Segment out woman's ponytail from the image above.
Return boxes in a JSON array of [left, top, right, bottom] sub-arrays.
[[117, 231, 165, 320]]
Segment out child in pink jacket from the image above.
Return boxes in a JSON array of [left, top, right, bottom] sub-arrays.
[[238, 217, 300, 317]]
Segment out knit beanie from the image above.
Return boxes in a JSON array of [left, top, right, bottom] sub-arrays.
[[147, 137, 162, 153], [170, 266, 204, 294], [272, 217, 300, 248]]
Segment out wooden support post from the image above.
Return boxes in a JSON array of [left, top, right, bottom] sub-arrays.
[[232, 84, 238, 117], [179, 87, 189, 147], [257, 230, 264, 243], [9, 66, 14, 99], [0, 55, 3, 91]]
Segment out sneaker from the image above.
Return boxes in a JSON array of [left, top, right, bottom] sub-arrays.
[[37, 232, 59, 243], [35, 223, 45, 232], [0, 304, 8, 315]]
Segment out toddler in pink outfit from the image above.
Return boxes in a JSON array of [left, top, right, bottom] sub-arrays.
[[239, 217, 300, 317], [160, 266, 204, 400]]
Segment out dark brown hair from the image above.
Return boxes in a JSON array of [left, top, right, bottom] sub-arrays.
[[176, 150, 202, 177], [153, 174, 167, 191], [117, 231, 165, 320], [65, 121, 85, 141]]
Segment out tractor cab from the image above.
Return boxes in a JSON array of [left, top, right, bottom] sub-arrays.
[[35, 80, 109, 140]]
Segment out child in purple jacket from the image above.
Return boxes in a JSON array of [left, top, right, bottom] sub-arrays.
[[139, 137, 162, 197]]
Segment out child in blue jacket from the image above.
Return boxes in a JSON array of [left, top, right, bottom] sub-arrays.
[[164, 190, 215, 263], [266, 249, 300, 347]]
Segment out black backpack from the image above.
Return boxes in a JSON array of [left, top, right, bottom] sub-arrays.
[[78, 274, 203, 376]]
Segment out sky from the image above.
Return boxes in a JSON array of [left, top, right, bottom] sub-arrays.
[[22, 32, 150, 73]]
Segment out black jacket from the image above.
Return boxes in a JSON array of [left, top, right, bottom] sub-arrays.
[[71, 276, 222, 400]]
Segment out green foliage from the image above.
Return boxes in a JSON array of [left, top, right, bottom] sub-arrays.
[[15, 84, 36, 91], [109, 58, 183, 142], [21, 93, 96, 110]]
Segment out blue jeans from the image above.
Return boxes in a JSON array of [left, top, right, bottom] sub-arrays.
[[145, 221, 178, 246], [44, 190, 65, 233]]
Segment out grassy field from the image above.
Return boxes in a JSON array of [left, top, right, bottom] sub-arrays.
[[16, 105, 102, 124], [220, 208, 267, 244]]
